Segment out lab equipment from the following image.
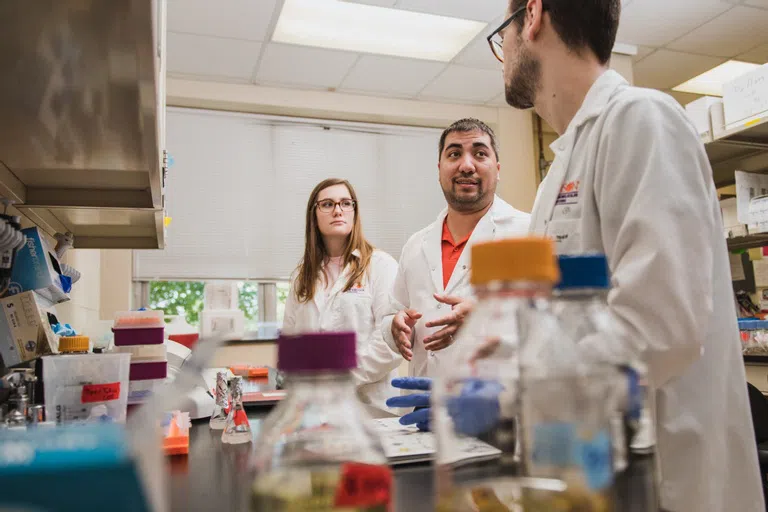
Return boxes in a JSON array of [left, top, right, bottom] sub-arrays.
[[221, 376, 251, 444], [739, 318, 768, 355], [112, 310, 165, 346], [0, 213, 25, 296], [209, 370, 229, 430], [432, 237, 621, 510], [42, 351, 130, 424], [163, 410, 191, 456], [552, 254, 648, 463], [250, 332, 392, 511]]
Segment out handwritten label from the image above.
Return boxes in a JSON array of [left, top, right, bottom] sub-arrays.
[[334, 463, 392, 509], [81, 382, 121, 403]]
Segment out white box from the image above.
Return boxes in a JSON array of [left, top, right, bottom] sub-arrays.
[[114, 343, 168, 362], [723, 63, 768, 128], [0, 291, 59, 366], [199, 309, 245, 339], [685, 96, 721, 137]]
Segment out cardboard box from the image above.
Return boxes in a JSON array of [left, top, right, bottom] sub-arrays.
[[0, 290, 59, 366], [6, 227, 71, 304], [723, 63, 768, 128], [685, 96, 721, 138]]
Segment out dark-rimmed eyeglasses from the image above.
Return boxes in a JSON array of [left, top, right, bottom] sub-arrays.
[[316, 199, 356, 213], [486, 5, 529, 63]]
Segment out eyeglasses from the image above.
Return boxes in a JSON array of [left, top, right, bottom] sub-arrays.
[[486, 5, 530, 63], [316, 199, 356, 213]]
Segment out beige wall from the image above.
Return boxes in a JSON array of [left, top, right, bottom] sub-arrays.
[[56, 249, 102, 330]]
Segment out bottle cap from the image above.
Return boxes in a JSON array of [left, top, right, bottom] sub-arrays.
[[59, 336, 90, 353], [278, 332, 357, 373], [471, 237, 559, 285], [555, 254, 611, 290]]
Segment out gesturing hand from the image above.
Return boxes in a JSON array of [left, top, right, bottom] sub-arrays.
[[423, 294, 474, 352]]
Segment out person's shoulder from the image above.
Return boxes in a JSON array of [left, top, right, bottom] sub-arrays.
[[491, 197, 531, 234], [606, 85, 692, 128], [401, 221, 436, 252]]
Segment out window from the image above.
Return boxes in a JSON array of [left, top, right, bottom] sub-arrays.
[[141, 280, 288, 331], [149, 281, 204, 325]]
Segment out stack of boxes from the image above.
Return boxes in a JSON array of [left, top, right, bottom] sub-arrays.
[[0, 227, 72, 368], [111, 311, 168, 405]]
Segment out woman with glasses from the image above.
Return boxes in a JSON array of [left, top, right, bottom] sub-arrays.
[[283, 178, 401, 415]]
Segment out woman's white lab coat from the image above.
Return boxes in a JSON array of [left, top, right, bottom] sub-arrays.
[[382, 196, 530, 378], [529, 70, 763, 511], [282, 249, 402, 414]]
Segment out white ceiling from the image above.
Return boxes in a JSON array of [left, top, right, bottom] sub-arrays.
[[167, 0, 768, 106]]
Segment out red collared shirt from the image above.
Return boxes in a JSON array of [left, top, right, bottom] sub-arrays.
[[441, 219, 473, 289]]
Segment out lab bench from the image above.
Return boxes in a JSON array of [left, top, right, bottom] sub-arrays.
[[168, 407, 658, 512]]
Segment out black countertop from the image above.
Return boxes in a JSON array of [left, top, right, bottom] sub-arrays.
[[168, 407, 658, 511]]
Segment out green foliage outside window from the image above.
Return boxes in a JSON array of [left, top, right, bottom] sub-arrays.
[[149, 281, 204, 325]]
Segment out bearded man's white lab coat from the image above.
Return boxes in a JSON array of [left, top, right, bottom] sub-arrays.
[[529, 69, 764, 511], [382, 196, 530, 378]]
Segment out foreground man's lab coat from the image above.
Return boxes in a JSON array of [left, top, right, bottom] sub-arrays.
[[382, 196, 530, 378], [282, 250, 402, 414], [529, 70, 763, 511]]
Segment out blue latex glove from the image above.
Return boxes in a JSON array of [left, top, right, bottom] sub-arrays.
[[386, 377, 431, 431], [386, 377, 503, 436]]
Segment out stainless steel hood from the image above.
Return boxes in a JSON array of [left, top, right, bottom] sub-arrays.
[[0, 0, 165, 249]]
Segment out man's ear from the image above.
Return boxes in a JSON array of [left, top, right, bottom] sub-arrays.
[[524, 0, 545, 41]]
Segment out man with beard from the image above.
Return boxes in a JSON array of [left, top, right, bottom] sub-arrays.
[[494, 1, 763, 510], [380, 118, 529, 379]]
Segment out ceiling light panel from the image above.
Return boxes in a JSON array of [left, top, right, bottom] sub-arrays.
[[273, 0, 487, 62]]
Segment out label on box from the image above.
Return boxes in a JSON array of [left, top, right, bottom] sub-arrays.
[[81, 382, 121, 403]]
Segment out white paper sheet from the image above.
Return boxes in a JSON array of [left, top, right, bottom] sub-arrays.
[[735, 171, 768, 225]]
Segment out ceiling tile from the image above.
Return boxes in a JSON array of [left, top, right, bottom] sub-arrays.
[[339, 55, 446, 96], [452, 16, 505, 70], [419, 64, 504, 103], [738, 42, 768, 63], [255, 43, 359, 89], [167, 33, 262, 79], [341, 0, 398, 5], [744, 0, 768, 9], [633, 49, 725, 90], [632, 46, 657, 62], [667, 6, 768, 57], [617, 0, 732, 46], [394, 0, 502, 22], [486, 93, 509, 107], [167, 0, 277, 41]]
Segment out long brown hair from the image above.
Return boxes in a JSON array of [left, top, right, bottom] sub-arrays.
[[294, 178, 374, 303]]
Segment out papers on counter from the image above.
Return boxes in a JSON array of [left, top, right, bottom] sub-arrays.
[[371, 417, 501, 466]]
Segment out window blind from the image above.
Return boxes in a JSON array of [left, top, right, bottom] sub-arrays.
[[134, 108, 446, 281]]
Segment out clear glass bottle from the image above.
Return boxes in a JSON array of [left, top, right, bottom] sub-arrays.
[[552, 255, 654, 461], [209, 370, 229, 430], [250, 332, 392, 511], [221, 376, 252, 444], [433, 238, 621, 512]]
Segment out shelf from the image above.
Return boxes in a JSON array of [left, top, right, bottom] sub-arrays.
[[706, 116, 768, 187], [726, 234, 768, 251], [745, 354, 768, 364], [0, 0, 166, 249]]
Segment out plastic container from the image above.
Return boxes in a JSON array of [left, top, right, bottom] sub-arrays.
[[129, 361, 167, 381], [114, 343, 167, 361], [113, 310, 165, 346], [250, 332, 392, 510], [739, 318, 768, 355], [113, 310, 165, 330], [127, 379, 166, 405], [42, 352, 131, 424], [113, 328, 165, 346], [432, 238, 623, 511]]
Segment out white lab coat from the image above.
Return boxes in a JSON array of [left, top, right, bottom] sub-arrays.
[[282, 250, 402, 414], [529, 70, 763, 511], [382, 196, 530, 378]]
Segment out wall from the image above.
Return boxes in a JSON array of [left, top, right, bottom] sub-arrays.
[[56, 249, 102, 331]]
